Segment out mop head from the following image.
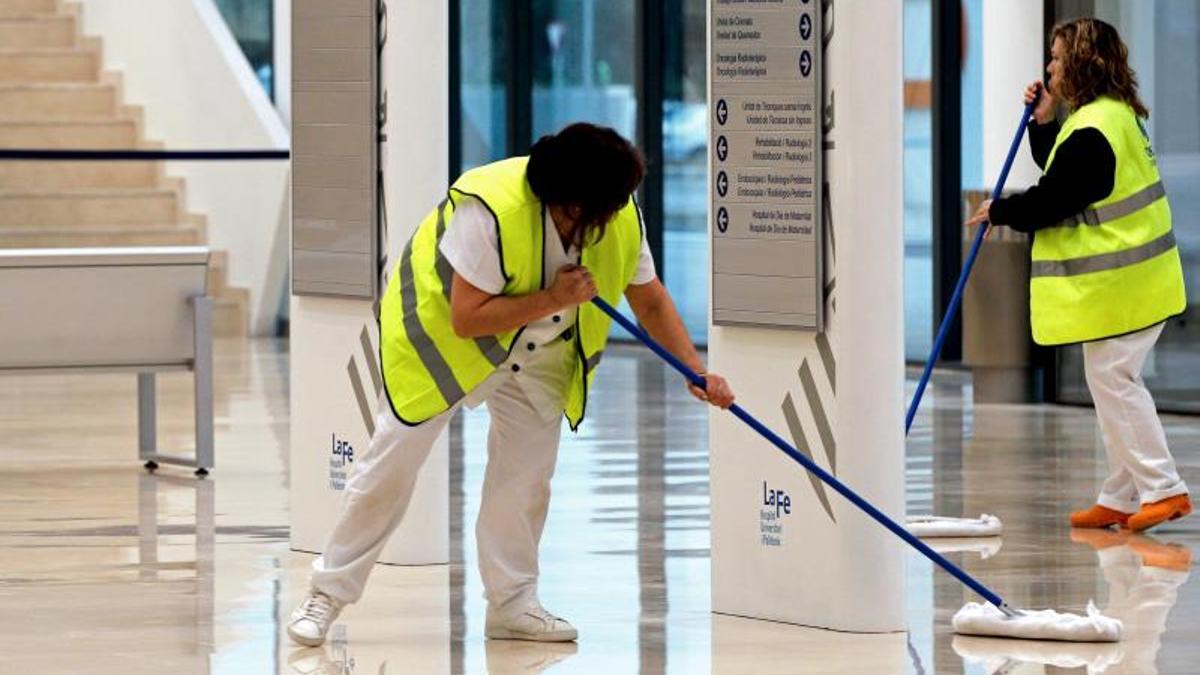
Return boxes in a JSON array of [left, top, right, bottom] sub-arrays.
[[953, 634, 1122, 672], [952, 600, 1122, 642], [927, 536, 1003, 559], [905, 513, 1002, 538]]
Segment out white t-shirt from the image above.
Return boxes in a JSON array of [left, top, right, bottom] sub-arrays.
[[438, 197, 657, 421]]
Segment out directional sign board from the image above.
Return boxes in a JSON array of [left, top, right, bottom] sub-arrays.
[[711, 0, 823, 330]]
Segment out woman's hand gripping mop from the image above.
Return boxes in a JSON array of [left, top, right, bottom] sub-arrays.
[[591, 100, 1121, 643]]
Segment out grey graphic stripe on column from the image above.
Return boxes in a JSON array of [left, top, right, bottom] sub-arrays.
[[782, 391, 836, 523], [360, 326, 382, 396], [348, 357, 375, 436], [799, 360, 836, 474], [822, 182, 835, 258], [815, 332, 836, 393]]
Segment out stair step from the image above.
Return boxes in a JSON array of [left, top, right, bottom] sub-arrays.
[[0, 82, 115, 119], [206, 248, 229, 295], [0, 223, 202, 248], [0, 159, 157, 189], [0, 15, 73, 48], [0, 219, 199, 235], [0, 188, 179, 227], [0, 48, 97, 83], [213, 286, 249, 338], [0, 1, 58, 19], [0, 118, 137, 148], [0, 14, 73, 48]]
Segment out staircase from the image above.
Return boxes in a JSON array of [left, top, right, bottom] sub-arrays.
[[0, 0, 248, 336]]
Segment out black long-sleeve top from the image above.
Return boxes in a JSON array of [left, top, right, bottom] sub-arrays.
[[988, 119, 1116, 233]]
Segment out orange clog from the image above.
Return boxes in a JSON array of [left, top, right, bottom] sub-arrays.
[[1070, 504, 1132, 529], [1069, 527, 1130, 550], [1128, 494, 1193, 533], [1127, 535, 1193, 572]]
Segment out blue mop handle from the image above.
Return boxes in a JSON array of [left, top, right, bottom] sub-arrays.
[[905, 99, 1039, 434], [592, 296, 1006, 609]]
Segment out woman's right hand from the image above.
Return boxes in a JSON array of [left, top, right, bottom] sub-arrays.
[[549, 264, 598, 309], [1025, 80, 1055, 125]]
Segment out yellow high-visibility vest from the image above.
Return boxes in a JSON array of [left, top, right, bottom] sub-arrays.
[[1031, 97, 1186, 345], [380, 157, 643, 429]]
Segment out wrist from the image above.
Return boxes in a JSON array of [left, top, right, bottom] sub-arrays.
[[544, 288, 566, 313]]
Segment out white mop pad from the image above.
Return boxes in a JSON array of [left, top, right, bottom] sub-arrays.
[[906, 514, 1003, 538], [927, 536, 1003, 559], [953, 634, 1123, 673], [952, 600, 1122, 642]]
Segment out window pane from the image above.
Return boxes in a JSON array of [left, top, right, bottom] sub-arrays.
[[460, 0, 508, 169], [904, 0, 933, 359], [531, 0, 637, 142], [213, 0, 274, 99], [662, 0, 709, 345]]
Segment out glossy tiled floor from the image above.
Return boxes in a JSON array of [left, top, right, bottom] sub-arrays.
[[0, 339, 1197, 674]]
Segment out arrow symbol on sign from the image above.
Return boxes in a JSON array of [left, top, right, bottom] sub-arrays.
[[716, 99, 728, 126], [716, 171, 728, 197], [716, 135, 728, 161], [717, 207, 729, 233], [800, 13, 812, 40], [799, 50, 812, 78]]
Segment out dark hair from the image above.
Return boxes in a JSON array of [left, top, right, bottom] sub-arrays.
[[526, 122, 645, 247], [1051, 18, 1149, 118]]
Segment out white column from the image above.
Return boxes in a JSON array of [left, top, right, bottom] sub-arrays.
[[290, 2, 450, 566], [982, 0, 1044, 188], [709, 0, 906, 633]]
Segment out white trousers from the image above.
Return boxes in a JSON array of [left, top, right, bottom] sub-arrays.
[[1097, 544, 1189, 674], [311, 374, 563, 612], [1083, 323, 1189, 512]]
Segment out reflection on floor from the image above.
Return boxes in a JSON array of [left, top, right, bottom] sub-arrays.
[[0, 340, 1196, 674]]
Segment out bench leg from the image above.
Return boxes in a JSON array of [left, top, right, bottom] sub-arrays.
[[137, 472, 159, 579], [195, 477, 215, 645], [193, 296, 214, 476], [138, 373, 157, 470]]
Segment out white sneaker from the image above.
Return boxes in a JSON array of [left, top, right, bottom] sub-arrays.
[[286, 648, 337, 675], [485, 640, 578, 673], [287, 588, 344, 647], [485, 604, 578, 642]]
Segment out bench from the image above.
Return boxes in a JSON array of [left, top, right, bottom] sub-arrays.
[[0, 247, 214, 474]]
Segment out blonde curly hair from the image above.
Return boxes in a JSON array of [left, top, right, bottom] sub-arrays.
[[1051, 18, 1149, 118]]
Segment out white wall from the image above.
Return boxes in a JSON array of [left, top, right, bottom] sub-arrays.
[[709, 0, 906, 633], [289, 1, 451, 566], [79, 0, 290, 336]]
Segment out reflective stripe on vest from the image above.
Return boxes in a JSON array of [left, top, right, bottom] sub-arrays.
[[1029, 98, 1186, 346], [585, 350, 603, 374], [1031, 230, 1176, 278], [397, 228, 467, 405], [1053, 180, 1166, 228]]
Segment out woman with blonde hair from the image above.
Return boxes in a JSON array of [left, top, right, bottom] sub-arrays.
[[966, 18, 1190, 532]]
